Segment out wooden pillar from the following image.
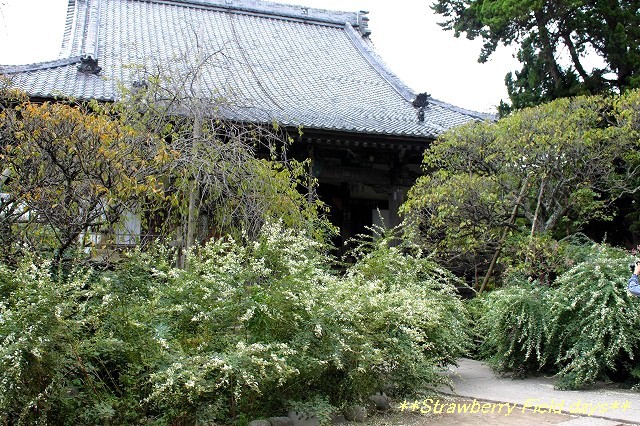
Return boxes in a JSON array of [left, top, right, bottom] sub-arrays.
[[341, 182, 352, 246], [389, 154, 407, 231], [389, 186, 405, 228], [307, 145, 315, 205]]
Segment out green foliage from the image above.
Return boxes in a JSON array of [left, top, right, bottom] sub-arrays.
[[402, 91, 640, 272], [0, 222, 470, 424], [0, 253, 167, 424], [548, 245, 640, 389], [432, 0, 640, 109], [0, 93, 171, 262], [502, 36, 585, 113], [344, 227, 471, 374], [475, 283, 552, 377], [503, 233, 595, 285], [288, 396, 336, 426], [114, 69, 331, 247], [0, 86, 330, 266], [475, 242, 640, 389]]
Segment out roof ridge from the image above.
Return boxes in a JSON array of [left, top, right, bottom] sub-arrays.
[[343, 23, 493, 122], [149, 0, 361, 27], [82, 0, 101, 59], [344, 22, 415, 103], [59, 0, 78, 58], [0, 57, 82, 74], [429, 98, 496, 121]]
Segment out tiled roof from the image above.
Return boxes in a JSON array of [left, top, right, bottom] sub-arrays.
[[0, 0, 490, 138]]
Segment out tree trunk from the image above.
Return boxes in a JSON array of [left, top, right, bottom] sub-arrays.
[[185, 114, 202, 257], [561, 31, 590, 83], [479, 175, 530, 294], [185, 26, 205, 266], [525, 174, 546, 265], [534, 10, 564, 90], [530, 175, 547, 237]]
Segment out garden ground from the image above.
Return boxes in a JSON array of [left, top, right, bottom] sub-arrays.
[[366, 397, 574, 425], [360, 358, 640, 425]]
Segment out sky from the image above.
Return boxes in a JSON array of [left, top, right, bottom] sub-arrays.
[[0, 0, 520, 113]]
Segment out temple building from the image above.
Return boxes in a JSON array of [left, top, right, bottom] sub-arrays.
[[0, 0, 490, 246]]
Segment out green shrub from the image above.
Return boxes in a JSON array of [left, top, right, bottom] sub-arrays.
[[547, 245, 640, 389], [0, 253, 167, 424], [147, 223, 471, 418], [288, 396, 336, 426], [503, 232, 596, 285], [343, 228, 471, 392], [475, 242, 640, 389], [475, 281, 551, 377], [0, 222, 471, 424]]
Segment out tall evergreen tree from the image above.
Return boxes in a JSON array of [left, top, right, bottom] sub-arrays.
[[432, 0, 640, 112]]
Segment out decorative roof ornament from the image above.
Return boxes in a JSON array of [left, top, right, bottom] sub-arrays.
[[132, 79, 148, 90], [357, 11, 371, 37], [412, 92, 430, 122], [77, 0, 102, 75], [77, 55, 102, 75]]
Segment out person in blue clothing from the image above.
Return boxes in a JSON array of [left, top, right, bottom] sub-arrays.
[[629, 261, 640, 296]]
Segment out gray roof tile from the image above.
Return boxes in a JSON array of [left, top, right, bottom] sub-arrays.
[[0, 0, 492, 138]]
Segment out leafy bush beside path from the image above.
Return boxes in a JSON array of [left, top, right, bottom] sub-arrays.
[[0, 223, 470, 424], [475, 243, 640, 389]]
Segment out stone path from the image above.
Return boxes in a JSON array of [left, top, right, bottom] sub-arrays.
[[435, 359, 640, 425]]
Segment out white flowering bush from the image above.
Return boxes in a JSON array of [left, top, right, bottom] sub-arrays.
[[476, 243, 640, 389], [148, 223, 470, 419], [342, 229, 471, 393], [0, 252, 168, 424], [0, 222, 471, 424], [475, 282, 552, 376], [547, 245, 640, 389]]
